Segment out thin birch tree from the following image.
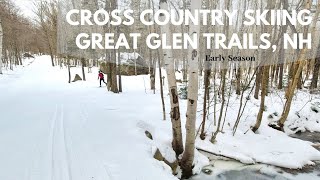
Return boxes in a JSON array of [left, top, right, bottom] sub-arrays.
[[180, 0, 201, 178], [159, 0, 183, 156]]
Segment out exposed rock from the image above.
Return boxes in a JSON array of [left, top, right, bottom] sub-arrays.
[[311, 102, 320, 113], [72, 74, 82, 82], [202, 168, 213, 175], [23, 53, 34, 58], [145, 131, 153, 140], [153, 149, 164, 161], [153, 148, 179, 175]]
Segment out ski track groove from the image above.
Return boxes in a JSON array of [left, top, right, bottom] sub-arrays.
[[61, 104, 73, 180], [78, 106, 112, 180], [49, 104, 58, 180], [50, 104, 110, 180], [80, 105, 89, 127], [49, 104, 73, 180], [27, 137, 42, 180]]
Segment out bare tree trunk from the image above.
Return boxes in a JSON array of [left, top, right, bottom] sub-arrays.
[[159, 0, 183, 156], [111, 50, 119, 93], [211, 69, 227, 141], [181, 0, 201, 178], [68, 57, 71, 83], [232, 68, 258, 135], [181, 0, 187, 82], [81, 58, 86, 81], [118, 49, 122, 92], [252, 66, 269, 132], [254, 67, 262, 99], [44, 28, 54, 67], [200, 2, 211, 139], [278, 45, 285, 89], [107, 61, 112, 87], [116, 23, 122, 92], [104, 0, 118, 93], [38, 1, 55, 66], [236, 67, 241, 95], [278, 0, 311, 128], [111, 0, 119, 93], [200, 63, 210, 140], [150, 0, 165, 120], [270, 65, 275, 89], [278, 50, 307, 128], [297, 72, 303, 89], [148, 0, 155, 92], [311, 39, 320, 89], [252, 0, 274, 132], [0, 19, 3, 74], [150, 55, 155, 92], [210, 0, 231, 141], [310, 2, 320, 90], [18, 53, 22, 65], [157, 49, 166, 120], [277, 0, 290, 90], [213, 69, 217, 126], [9, 50, 13, 70], [48, 39, 55, 67]]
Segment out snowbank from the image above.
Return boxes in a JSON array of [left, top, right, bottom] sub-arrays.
[[196, 129, 320, 169]]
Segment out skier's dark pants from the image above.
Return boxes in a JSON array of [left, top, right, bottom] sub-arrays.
[[100, 78, 106, 86]]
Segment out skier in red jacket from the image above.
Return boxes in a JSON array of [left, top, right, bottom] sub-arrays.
[[98, 70, 107, 87]]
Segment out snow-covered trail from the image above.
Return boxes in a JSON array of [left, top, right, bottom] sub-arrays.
[[0, 56, 176, 180]]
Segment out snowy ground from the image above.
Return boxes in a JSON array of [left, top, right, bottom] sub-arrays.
[[192, 77, 320, 170], [0, 55, 319, 180], [0, 56, 177, 180]]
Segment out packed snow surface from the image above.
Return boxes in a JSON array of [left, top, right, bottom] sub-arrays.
[[0, 56, 177, 180]]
